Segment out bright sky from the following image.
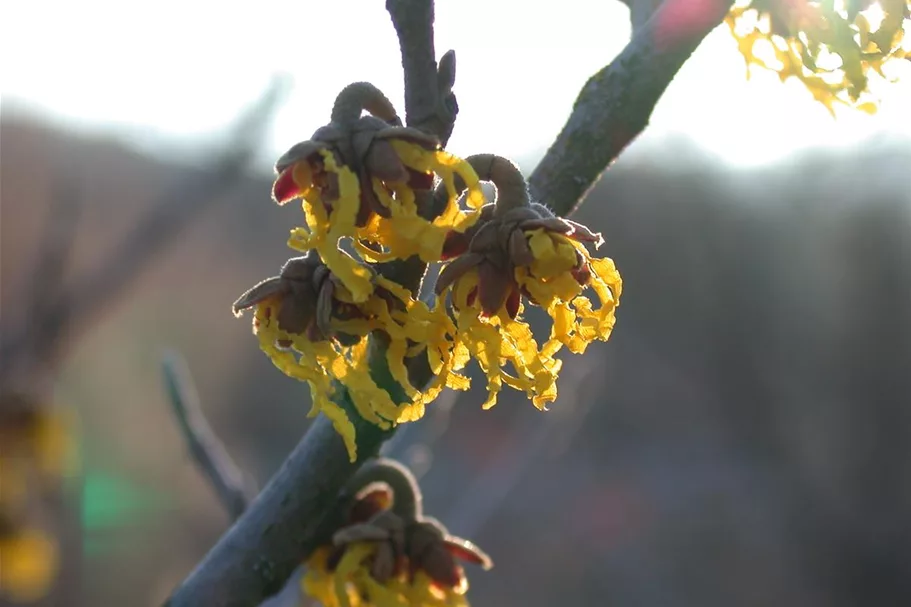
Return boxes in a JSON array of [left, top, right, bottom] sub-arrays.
[[2, 0, 910, 168]]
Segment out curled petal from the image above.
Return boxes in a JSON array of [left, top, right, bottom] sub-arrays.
[[348, 486, 394, 524], [375, 125, 440, 148], [276, 295, 315, 336], [444, 537, 494, 570], [369, 543, 399, 583], [364, 139, 409, 182], [564, 219, 604, 247], [389, 140, 485, 211], [504, 286, 521, 320], [520, 217, 573, 234], [436, 253, 483, 295], [477, 261, 511, 317], [508, 227, 534, 266], [232, 277, 285, 316], [274, 140, 327, 174], [441, 231, 471, 260], [272, 166, 304, 204], [315, 279, 335, 338], [467, 221, 499, 253], [333, 524, 391, 546], [289, 149, 374, 302], [333, 543, 374, 602], [526, 229, 579, 277], [355, 173, 382, 227], [417, 546, 462, 589]]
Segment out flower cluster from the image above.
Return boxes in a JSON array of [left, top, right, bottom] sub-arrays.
[[303, 459, 491, 607], [235, 84, 620, 461], [726, 0, 910, 113], [0, 393, 78, 603]]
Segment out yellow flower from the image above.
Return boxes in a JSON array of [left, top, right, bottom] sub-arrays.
[[0, 527, 59, 603], [0, 397, 79, 483], [433, 155, 621, 409], [441, 269, 563, 411], [278, 147, 375, 302], [302, 459, 490, 607], [306, 543, 470, 607], [518, 230, 622, 356], [354, 142, 486, 265], [233, 257, 470, 461], [306, 543, 471, 607], [272, 82, 485, 300], [726, 0, 910, 114]]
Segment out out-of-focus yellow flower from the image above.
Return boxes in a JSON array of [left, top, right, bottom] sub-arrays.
[[433, 155, 621, 410], [0, 527, 59, 603], [304, 544, 470, 607], [233, 257, 470, 461], [0, 396, 78, 604], [726, 0, 910, 114], [302, 459, 490, 607], [0, 400, 80, 485]]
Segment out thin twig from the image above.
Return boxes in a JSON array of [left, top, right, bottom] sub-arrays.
[[164, 392, 396, 607], [528, 0, 735, 215], [162, 350, 255, 521], [0, 78, 288, 383], [166, 0, 732, 603]]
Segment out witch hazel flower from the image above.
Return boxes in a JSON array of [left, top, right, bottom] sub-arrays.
[[232, 253, 469, 461], [303, 459, 491, 607], [433, 154, 622, 410], [271, 82, 485, 303]]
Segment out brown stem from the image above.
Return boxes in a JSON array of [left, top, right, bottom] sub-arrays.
[[330, 82, 401, 126]]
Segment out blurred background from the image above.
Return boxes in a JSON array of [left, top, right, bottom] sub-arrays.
[[2, 1, 910, 606]]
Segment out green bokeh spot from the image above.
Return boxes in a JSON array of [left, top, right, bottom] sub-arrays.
[[82, 470, 172, 531]]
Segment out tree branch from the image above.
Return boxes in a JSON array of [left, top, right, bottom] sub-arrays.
[[528, 0, 734, 215], [618, 0, 664, 33], [16, 174, 85, 384], [385, 0, 457, 143], [165, 389, 395, 607], [167, 1, 734, 604], [162, 350, 255, 521], [166, 3, 451, 605]]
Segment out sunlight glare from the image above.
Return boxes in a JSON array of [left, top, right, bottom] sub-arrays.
[[1, 0, 909, 169], [752, 38, 784, 71], [862, 2, 886, 32]]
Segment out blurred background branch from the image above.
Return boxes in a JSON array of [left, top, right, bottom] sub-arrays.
[[0, 78, 288, 387], [16, 172, 86, 386], [0, 75, 286, 607], [162, 350, 255, 521]]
